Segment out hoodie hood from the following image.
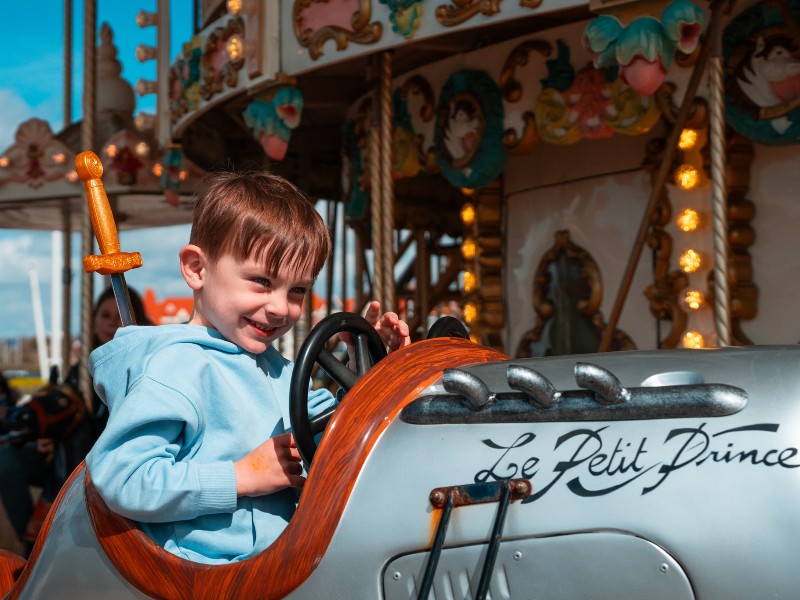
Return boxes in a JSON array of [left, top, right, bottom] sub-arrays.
[[89, 324, 246, 412]]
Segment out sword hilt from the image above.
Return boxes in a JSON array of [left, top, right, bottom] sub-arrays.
[[76, 151, 143, 276]]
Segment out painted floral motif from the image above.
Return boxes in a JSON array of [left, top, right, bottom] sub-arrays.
[[379, 0, 424, 38], [170, 36, 203, 122], [583, 0, 707, 96], [243, 87, 305, 161], [535, 41, 660, 144]]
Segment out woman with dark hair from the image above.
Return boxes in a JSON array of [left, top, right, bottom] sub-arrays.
[[0, 286, 150, 554]]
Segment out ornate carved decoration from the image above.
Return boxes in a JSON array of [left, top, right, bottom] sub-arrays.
[[435, 0, 501, 27], [654, 81, 708, 129], [500, 39, 552, 154], [516, 230, 636, 358], [0, 119, 75, 188], [199, 17, 246, 101], [398, 75, 438, 172], [293, 0, 382, 60]]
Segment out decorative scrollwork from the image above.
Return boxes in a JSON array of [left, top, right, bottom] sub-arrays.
[[654, 82, 709, 129], [435, 0, 502, 27], [199, 17, 246, 102], [499, 39, 552, 103], [294, 0, 382, 60]]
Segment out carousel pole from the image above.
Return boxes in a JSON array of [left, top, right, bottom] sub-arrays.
[[369, 123, 384, 308], [79, 0, 97, 408], [708, 7, 732, 346], [599, 3, 719, 352], [61, 0, 73, 379], [379, 51, 395, 313]]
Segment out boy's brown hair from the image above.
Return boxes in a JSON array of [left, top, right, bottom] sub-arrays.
[[190, 171, 331, 278]]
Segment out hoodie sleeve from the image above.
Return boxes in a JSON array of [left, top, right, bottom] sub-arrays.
[[86, 375, 238, 523]]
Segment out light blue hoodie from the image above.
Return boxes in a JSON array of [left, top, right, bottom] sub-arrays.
[[86, 324, 335, 564]]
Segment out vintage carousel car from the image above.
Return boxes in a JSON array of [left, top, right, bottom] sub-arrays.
[[1, 309, 800, 598]]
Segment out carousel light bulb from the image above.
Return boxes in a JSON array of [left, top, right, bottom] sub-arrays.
[[226, 35, 244, 61], [179, 170, 188, 181], [681, 289, 705, 311], [135, 44, 157, 63], [461, 237, 477, 261], [681, 330, 705, 349], [0, 156, 10, 168], [136, 78, 157, 96], [227, 0, 243, 14], [152, 163, 163, 177], [677, 208, 700, 232], [460, 203, 475, 227], [136, 9, 157, 28], [675, 164, 699, 190], [678, 129, 698, 150], [463, 302, 478, 325], [463, 270, 476, 293], [135, 141, 150, 158], [106, 144, 118, 158], [461, 187, 475, 196], [66, 170, 78, 182], [135, 112, 155, 131], [679, 249, 702, 273], [52, 152, 65, 165]]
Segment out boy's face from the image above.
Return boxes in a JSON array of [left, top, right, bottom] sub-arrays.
[[188, 251, 313, 354]]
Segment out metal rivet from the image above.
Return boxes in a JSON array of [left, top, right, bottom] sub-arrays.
[[514, 551, 522, 560], [393, 571, 402, 580], [660, 563, 669, 574]]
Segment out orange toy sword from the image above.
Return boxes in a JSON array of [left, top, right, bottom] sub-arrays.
[[76, 151, 143, 326]]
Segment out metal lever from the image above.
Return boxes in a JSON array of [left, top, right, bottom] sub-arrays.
[[417, 479, 532, 600]]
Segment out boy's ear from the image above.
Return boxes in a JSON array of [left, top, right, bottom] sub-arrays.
[[179, 244, 207, 291]]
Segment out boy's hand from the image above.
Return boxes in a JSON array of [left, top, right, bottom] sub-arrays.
[[362, 300, 411, 352], [234, 433, 305, 497]]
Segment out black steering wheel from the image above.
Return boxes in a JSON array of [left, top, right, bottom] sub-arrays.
[[289, 312, 387, 466], [426, 315, 469, 340]]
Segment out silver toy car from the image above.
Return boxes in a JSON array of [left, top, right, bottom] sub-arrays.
[[1, 315, 797, 599]]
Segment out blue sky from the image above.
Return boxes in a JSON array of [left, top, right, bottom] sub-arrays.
[[0, 0, 194, 341]]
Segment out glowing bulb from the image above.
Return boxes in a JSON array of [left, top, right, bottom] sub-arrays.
[[679, 249, 702, 273], [66, 170, 79, 182], [675, 164, 699, 190], [0, 156, 10, 168], [681, 289, 705, 311], [152, 163, 163, 177], [226, 35, 244, 61], [682, 330, 705, 349], [461, 187, 475, 196], [461, 237, 477, 261], [52, 153, 65, 165], [463, 302, 478, 325], [463, 270, 476, 293], [677, 208, 700, 232], [135, 141, 150, 157], [227, 0, 243, 14], [106, 144, 118, 158], [678, 129, 698, 150], [460, 203, 475, 227], [179, 169, 187, 181]]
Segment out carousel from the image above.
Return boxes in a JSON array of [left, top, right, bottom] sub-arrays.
[[3, 0, 800, 597]]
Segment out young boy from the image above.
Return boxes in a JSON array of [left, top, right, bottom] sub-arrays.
[[86, 172, 410, 564]]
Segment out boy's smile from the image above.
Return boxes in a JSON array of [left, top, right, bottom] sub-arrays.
[[186, 250, 313, 354]]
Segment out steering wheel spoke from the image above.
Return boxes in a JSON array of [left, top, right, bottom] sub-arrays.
[[318, 348, 358, 391], [290, 312, 388, 466]]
